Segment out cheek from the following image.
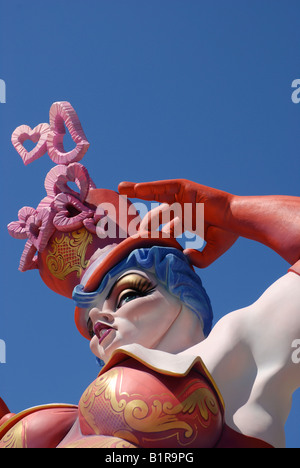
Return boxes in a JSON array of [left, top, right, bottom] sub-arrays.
[[125, 294, 181, 337], [89, 293, 182, 360]]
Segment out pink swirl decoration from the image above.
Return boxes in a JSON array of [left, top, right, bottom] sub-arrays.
[[8, 102, 102, 272]]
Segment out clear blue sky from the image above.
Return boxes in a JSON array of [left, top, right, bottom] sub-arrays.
[[0, 0, 299, 447]]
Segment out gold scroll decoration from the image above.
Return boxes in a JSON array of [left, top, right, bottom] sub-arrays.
[[0, 420, 26, 448], [79, 366, 222, 448], [46, 228, 93, 281]]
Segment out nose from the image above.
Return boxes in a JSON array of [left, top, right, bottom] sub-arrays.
[[89, 307, 114, 325]]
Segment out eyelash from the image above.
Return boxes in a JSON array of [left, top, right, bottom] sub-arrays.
[[116, 278, 156, 309]]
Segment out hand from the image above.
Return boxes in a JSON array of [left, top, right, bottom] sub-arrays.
[[118, 179, 238, 268]]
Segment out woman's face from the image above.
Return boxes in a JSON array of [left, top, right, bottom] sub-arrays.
[[87, 269, 184, 363]]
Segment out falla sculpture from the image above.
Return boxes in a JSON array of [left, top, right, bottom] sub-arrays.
[[0, 101, 299, 448]]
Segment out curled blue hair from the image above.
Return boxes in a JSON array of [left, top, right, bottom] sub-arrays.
[[73, 246, 213, 337]]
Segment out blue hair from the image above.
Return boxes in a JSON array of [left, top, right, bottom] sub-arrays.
[[73, 246, 213, 337]]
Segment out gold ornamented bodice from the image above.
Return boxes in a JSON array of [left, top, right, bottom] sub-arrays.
[[77, 358, 223, 448]]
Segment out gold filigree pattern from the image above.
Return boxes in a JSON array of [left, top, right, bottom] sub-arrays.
[[46, 228, 92, 280], [62, 435, 137, 448], [0, 420, 26, 448], [79, 366, 222, 447], [164, 386, 219, 428]]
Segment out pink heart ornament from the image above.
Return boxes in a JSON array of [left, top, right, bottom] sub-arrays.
[[25, 207, 55, 252], [44, 163, 95, 202], [7, 206, 37, 239], [53, 193, 94, 232], [11, 123, 50, 166], [47, 101, 90, 165]]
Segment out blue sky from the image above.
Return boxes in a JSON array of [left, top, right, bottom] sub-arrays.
[[0, 0, 299, 447]]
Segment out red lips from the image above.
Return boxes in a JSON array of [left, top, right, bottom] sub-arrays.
[[93, 322, 114, 345]]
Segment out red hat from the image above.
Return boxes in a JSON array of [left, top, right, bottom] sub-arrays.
[[8, 102, 141, 299], [8, 101, 183, 309]]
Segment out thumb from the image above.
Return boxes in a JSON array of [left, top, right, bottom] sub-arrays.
[[118, 180, 180, 203], [184, 226, 238, 268]]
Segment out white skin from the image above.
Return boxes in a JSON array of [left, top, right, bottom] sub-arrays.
[[87, 267, 300, 448], [193, 271, 300, 448], [88, 269, 204, 362]]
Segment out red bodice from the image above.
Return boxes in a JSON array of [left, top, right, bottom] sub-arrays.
[[0, 354, 273, 448], [77, 358, 223, 448]]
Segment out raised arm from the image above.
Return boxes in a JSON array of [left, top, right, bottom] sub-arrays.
[[119, 179, 300, 447], [119, 179, 300, 272]]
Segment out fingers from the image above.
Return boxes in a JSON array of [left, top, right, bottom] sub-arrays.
[[118, 180, 182, 203], [119, 180, 238, 268], [161, 216, 183, 238], [184, 226, 238, 268], [118, 181, 137, 198], [138, 203, 169, 232], [138, 203, 183, 238]]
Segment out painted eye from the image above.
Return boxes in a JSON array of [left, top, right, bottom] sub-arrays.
[[113, 274, 157, 310], [117, 290, 140, 309]]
